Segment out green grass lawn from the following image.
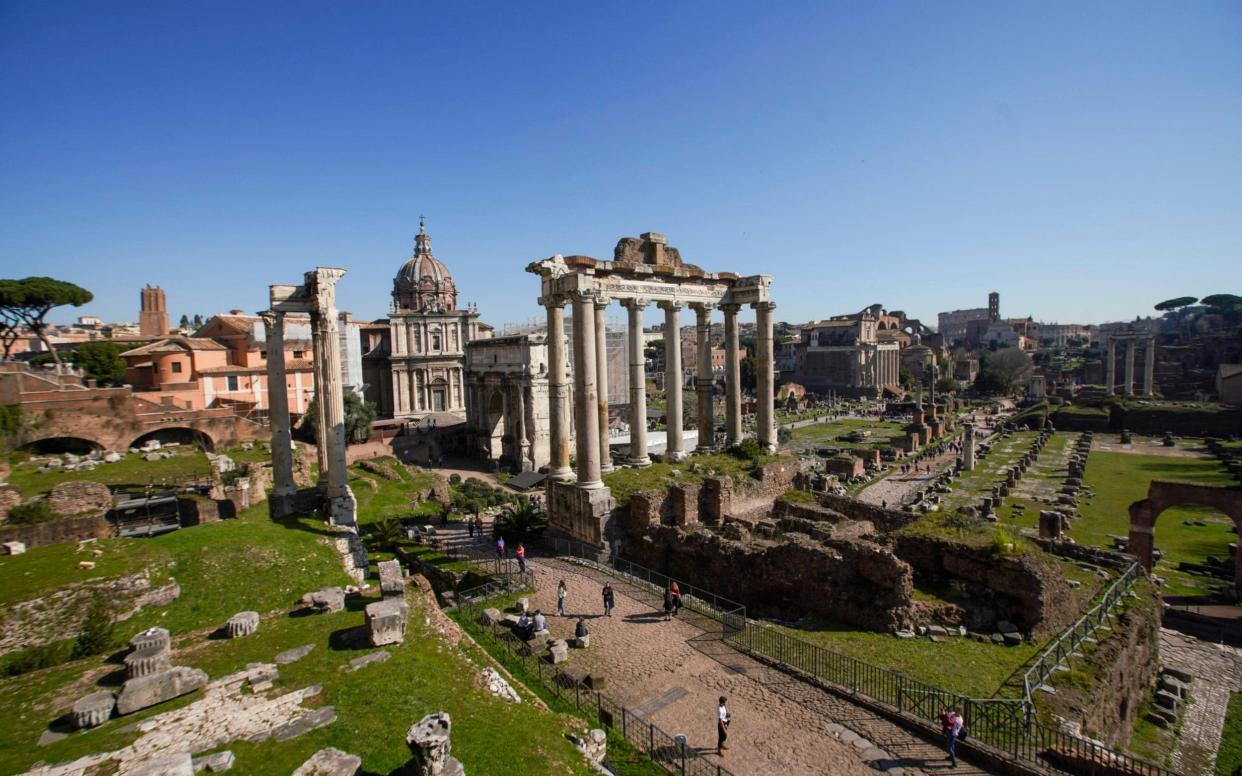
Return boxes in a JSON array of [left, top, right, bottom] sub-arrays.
[[1216, 692, 1242, 776], [602, 450, 780, 506], [0, 591, 596, 775], [349, 456, 441, 527], [786, 418, 907, 452], [774, 616, 1041, 698], [6, 449, 212, 497], [1073, 450, 1237, 596]]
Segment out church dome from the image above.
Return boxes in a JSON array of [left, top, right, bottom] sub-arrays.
[[393, 219, 457, 312]]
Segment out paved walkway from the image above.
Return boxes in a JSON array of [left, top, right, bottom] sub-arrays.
[[1161, 628, 1242, 776], [517, 554, 995, 775]]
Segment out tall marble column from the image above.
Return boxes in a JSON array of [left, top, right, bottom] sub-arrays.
[[622, 299, 650, 466], [1144, 338, 1156, 397], [754, 301, 777, 454], [571, 290, 603, 488], [309, 268, 355, 526], [594, 297, 613, 473], [513, 381, 530, 470], [721, 303, 742, 446], [310, 314, 330, 481], [1124, 340, 1136, 396], [1106, 340, 1116, 395], [543, 297, 573, 480], [261, 310, 296, 515], [659, 301, 685, 461], [692, 302, 715, 452]]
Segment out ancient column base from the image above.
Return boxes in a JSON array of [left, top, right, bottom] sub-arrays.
[[760, 443, 777, 456], [328, 485, 357, 527], [268, 490, 298, 520], [548, 466, 575, 481], [627, 454, 652, 467], [546, 480, 615, 548], [666, 450, 688, 463]]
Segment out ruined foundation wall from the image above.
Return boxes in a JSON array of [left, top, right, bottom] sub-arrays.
[[622, 524, 914, 631], [892, 535, 1076, 637]]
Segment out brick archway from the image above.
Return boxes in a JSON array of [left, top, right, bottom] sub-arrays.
[[1129, 481, 1242, 595]]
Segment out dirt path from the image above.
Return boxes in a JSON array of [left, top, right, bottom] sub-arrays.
[[520, 555, 996, 775]]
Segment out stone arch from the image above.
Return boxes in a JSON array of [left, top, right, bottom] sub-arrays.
[[483, 388, 506, 460], [1129, 480, 1242, 594], [20, 436, 105, 455], [130, 427, 215, 453]]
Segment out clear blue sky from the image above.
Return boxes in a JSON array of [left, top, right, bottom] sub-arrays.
[[2, 1, 1239, 329]]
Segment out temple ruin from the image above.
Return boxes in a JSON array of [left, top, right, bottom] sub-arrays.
[[527, 232, 775, 548]]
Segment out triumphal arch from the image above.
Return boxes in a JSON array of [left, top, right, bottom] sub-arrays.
[[527, 232, 775, 548]]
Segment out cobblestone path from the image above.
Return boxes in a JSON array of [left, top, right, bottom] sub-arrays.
[[522, 554, 998, 775], [1161, 629, 1242, 776]]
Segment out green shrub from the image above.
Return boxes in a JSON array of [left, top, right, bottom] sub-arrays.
[[992, 527, 1020, 557], [728, 439, 762, 460], [1, 641, 71, 677], [448, 473, 462, 486], [71, 591, 115, 659], [7, 498, 54, 525]]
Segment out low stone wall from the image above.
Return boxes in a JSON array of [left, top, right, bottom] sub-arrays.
[[1040, 589, 1161, 748], [892, 535, 1076, 637], [623, 524, 913, 631], [0, 513, 109, 550], [817, 493, 921, 533], [1034, 538, 1135, 570]]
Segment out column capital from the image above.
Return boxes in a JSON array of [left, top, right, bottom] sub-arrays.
[[751, 300, 777, 312], [689, 301, 716, 314], [567, 288, 601, 305], [538, 294, 567, 309], [259, 310, 282, 328], [657, 300, 683, 312], [593, 295, 612, 310], [719, 303, 742, 314], [620, 297, 649, 311]]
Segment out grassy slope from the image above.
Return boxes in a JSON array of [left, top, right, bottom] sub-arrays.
[[6, 449, 212, 497], [0, 593, 594, 775], [347, 456, 439, 527], [787, 418, 907, 451], [602, 451, 779, 506]]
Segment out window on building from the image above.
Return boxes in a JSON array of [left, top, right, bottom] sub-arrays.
[[294, 350, 305, 359], [227, 375, 239, 391], [171, 362, 183, 374], [432, 333, 442, 350], [260, 351, 267, 360]]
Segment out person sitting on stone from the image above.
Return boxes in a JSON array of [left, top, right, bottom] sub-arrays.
[[532, 610, 547, 634], [575, 617, 589, 641], [516, 611, 533, 640]]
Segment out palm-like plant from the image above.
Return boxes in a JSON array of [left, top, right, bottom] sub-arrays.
[[493, 497, 547, 542]]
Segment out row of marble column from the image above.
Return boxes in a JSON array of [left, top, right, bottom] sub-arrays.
[[1105, 338, 1156, 396], [542, 291, 776, 491]]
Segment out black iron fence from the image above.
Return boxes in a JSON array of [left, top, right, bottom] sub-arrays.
[[457, 582, 737, 776]]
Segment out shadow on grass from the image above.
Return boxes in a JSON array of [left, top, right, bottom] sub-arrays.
[[327, 625, 371, 652]]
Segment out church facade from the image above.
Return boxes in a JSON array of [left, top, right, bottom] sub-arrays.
[[361, 221, 486, 420]]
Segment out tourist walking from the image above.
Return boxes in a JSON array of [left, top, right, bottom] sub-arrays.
[[475, 515, 484, 541], [663, 587, 675, 620], [496, 535, 506, 559], [670, 581, 682, 617], [940, 707, 963, 768], [602, 583, 614, 617], [467, 518, 475, 539], [716, 696, 730, 755], [557, 579, 568, 617], [515, 543, 526, 574]]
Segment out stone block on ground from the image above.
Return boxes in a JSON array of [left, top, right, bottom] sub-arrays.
[[547, 639, 569, 664], [1, 540, 26, 555], [303, 586, 346, 614], [71, 690, 115, 729], [480, 607, 503, 626], [366, 598, 409, 646], [268, 706, 338, 742], [192, 750, 236, 773], [583, 729, 607, 763], [572, 634, 590, 648], [225, 611, 260, 638], [1002, 632, 1024, 646], [378, 559, 406, 598], [481, 667, 520, 703], [344, 651, 391, 672], [276, 644, 316, 665], [290, 747, 362, 776], [406, 712, 464, 776], [126, 751, 195, 776], [117, 666, 209, 715]]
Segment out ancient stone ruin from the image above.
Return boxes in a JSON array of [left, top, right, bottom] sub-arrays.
[[406, 712, 465, 776], [365, 597, 409, 647]]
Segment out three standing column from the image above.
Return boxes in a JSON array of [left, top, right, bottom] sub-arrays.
[[542, 297, 573, 480], [753, 301, 777, 454], [1124, 341, 1136, 396], [659, 301, 686, 461], [571, 290, 603, 488], [692, 303, 716, 452], [622, 299, 651, 466], [594, 297, 613, 473], [261, 310, 296, 516], [721, 303, 742, 446]]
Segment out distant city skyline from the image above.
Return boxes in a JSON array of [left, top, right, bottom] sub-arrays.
[[3, 2, 1239, 330]]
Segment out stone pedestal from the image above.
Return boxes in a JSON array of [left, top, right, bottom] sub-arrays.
[[366, 598, 409, 646], [406, 712, 465, 776], [546, 478, 615, 548], [225, 611, 260, 638], [378, 559, 406, 597], [1039, 510, 1062, 540]]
